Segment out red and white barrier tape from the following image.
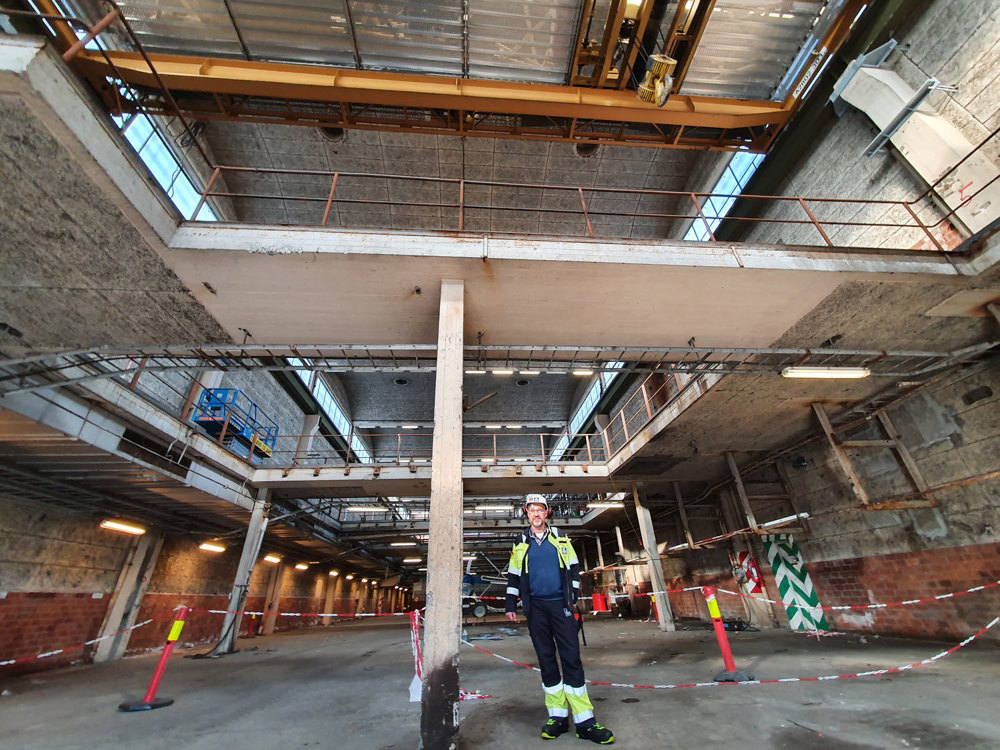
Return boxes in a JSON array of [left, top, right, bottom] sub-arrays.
[[0, 618, 154, 668], [410, 612, 492, 700], [197, 608, 415, 618], [713, 580, 1000, 612], [463, 613, 1000, 691]]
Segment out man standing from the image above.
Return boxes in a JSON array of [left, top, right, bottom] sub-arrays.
[[506, 494, 614, 744]]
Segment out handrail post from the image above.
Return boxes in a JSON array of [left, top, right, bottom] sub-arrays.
[[459, 179, 465, 231], [586, 433, 593, 464], [192, 167, 221, 222], [539, 433, 546, 466], [321, 173, 340, 226], [397, 432, 402, 465], [128, 356, 147, 390], [797, 197, 832, 246], [492, 433, 497, 465], [620, 411, 630, 442], [690, 193, 716, 241], [578, 187, 594, 238], [641, 382, 652, 420], [902, 202, 945, 252]]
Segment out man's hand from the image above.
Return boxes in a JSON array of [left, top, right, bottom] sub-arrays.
[[506, 611, 518, 622]]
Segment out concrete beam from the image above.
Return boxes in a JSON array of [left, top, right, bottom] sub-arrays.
[[632, 486, 675, 631], [218, 489, 270, 654], [421, 280, 464, 749], [93, 531, 164, 662]]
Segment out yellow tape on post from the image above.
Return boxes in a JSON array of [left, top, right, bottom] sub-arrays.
[[707, 598, 722, 620], [167, 619, 186, 642]]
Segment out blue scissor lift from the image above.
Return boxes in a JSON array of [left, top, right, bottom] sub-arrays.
[[191, 388, 279, 465]]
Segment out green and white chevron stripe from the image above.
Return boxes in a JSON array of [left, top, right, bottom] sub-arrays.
[[762, 534, 829, 631]]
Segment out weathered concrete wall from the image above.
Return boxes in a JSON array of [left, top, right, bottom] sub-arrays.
[[740, 0, 1000, 250], [0, 495, 130, 672]]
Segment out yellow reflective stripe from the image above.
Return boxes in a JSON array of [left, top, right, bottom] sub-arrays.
[[707, 598, 722, 619], [167, 619, 185, 641]]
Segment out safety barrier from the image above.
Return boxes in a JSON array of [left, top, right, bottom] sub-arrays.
[[0, 618, 153, 668], [119, 606, 189, 712]]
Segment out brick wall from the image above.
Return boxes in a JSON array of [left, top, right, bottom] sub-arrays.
[[809, 542, 1000, 640], [0, 592, 108, 675], [128, 593, 231, 651]]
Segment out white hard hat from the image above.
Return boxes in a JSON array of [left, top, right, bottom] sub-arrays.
[[524, 494, 548, 508]]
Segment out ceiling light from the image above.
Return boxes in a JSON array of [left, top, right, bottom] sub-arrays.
[[519, 370, 540, 375], [462, 556, 477, 561], [391, 541, 417, 547], [475, 505, 512, 511], [465, 369, 486, 375], [573, 369, 594, 376], [485, 424, 502, 429], [412, 458, 428, 463], [492, 369, 514, 375], [479, 458, 494, 464], [418, 567, 427, 571], [345, 574, 354, 580], [361, 578, 368, 583], [345, 506, 388, 513], [506, 424, 522, 430], [264, 555, 281, 564], [100, 520, 146, 535], [329, 570, 339, 576], [514, 457, 528, 462], [295, 563, 309, 570], [667, 543, 689, 552], [760, 512, 811, 528], [403, 558, 422, 563], [199, 542, 226, 553], [781, 366, 871, 379], [401, 424, 420, 429], [587, 502, 624, 509]]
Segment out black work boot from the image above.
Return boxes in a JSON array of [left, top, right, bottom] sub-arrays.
[[576, 722, 614, 744], [541, 718, 570, 739]]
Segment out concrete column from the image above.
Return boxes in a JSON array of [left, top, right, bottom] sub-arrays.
[[322, 573, 337, 625], [596, 535, 605, 568], [93, 531, 165, 662], [420, 279, 464, 750], [218, 489, 270, 653], [631, 486, 676, 632], [615, 525, 627, 559], [261, 559, 285, 635], [293, 413, 321, 465]]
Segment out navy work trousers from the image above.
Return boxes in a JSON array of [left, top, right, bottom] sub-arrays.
[[526, 597, 584, 688]]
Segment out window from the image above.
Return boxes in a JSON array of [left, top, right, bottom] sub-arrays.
[[287, 358, 372, 463], [550, 362, 624, 461], [685, 151, 765, 241]]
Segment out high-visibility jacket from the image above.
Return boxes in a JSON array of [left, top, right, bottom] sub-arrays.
[[505, 526, 581, 617]]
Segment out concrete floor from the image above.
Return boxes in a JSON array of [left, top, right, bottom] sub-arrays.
[[1, 615, 998, 749]]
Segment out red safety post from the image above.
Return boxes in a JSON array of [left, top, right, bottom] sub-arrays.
[[701, 587, 753, 683], [119, 606, 190, 712]]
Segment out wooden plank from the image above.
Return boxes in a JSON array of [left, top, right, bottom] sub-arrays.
[[420, 279, 464, 749], [727, 452, 759, 530], [876, 410, 938, 507], [812, 403, 870, 506]]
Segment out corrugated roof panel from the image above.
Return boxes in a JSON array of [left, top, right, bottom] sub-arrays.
[[227, 0, 357, 66], [678, 0, 827, 100], [113, 0, 245, 58], [350, 0, 464, 75], [467, 1, 579, 84]]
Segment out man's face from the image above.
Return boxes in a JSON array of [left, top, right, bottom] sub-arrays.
[[526, 503, 547, 530]]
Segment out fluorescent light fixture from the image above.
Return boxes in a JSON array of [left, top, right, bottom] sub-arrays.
[[492, 369, 514, 375], [403, 558, 423, 563], [329, 570, 339, 576], [513, 457, 529, 462], [667, 543, 690, 552], [466, 369, 487, 375], [345, 574, 354, 580], [506, 424, 522, 430], [418, 567, 427, 572], [401, 424, 420, 430], [484, 424, 502, 430], [475, 505, 512, 511], [463, 510, 476, 514], [100, 519, 146, 535], [412, 458, 428, 464], [199, 542, 226, 553], [519, 370, 540, 375], [391, 541, 417, 547], [587, 502, 624, 509], [295, 563, 309, 570], [360, 578, 368, 583], [760, 512, 811, 529], [781, 366, 871, 379], [573, 369, 594, 376], [462, 556, 477, 561], [264, 555, 281, 563], [345, 506, 387, 513], [479, 458, 495, 463]]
